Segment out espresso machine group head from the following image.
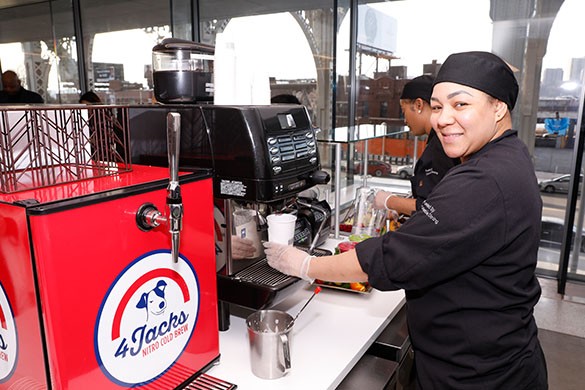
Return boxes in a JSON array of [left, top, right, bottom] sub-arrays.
[[129, 104, 330, 330]]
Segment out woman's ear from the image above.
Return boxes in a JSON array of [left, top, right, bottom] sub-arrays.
[[415, 98, 425, 113], [495, 100, 508, 121]]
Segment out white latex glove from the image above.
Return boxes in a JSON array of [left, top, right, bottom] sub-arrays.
[[263, 242, 314, 282], [231, 236, 256, 259], [374, 190, 394, 211]]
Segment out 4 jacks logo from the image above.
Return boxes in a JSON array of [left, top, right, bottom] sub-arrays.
[[94, 250, 200, 386], [0, 281, 17, 383]]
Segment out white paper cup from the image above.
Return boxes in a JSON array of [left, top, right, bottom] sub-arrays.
[[267, 214, 297, 245]]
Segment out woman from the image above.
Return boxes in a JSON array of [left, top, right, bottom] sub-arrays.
[[377, 75, 459, 216], [264, 51, 548, 389]]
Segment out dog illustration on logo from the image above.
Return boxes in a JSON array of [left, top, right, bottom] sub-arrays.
[[0, 333, 7, 350], [136, 280, 167, 321]]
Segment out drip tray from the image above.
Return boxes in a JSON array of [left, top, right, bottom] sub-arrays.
[[299, 247, 332, 257], [217, 247, 332, 311], [233, 247, 332, 287], [234, 258, 292, 287], [182, 373, 237, 389]]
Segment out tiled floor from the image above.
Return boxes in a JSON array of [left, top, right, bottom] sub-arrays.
[[535, 277, 585, 390], [535, 277, 585, 338]]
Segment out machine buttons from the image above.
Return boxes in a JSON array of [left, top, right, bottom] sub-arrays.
[[266, 129, 318, 174]]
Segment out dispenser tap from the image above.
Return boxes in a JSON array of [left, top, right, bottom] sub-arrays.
[[135, 113, 183, 263], [166, 112, 183, 263]]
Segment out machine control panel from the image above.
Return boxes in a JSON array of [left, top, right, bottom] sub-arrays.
[[267, 130, 317, 175]]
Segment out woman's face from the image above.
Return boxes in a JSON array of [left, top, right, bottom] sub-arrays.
[[430, 82, 505, 161]]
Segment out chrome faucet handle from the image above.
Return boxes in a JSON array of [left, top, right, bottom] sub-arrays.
[[167, 112, 183, 263]]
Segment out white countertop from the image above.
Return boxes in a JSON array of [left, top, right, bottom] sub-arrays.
[[207, 238, 405, 389]]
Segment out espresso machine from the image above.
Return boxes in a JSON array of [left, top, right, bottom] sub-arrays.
[[128, 38, 331, 331], [129, 103, 331, 330]]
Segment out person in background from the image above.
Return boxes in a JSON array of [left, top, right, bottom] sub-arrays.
[[271, 94, 301, 104], [263, 51, 548, 389], [376, 75, 459, 216], [0, 70, 44, 103], [79, 90, 102, 104]]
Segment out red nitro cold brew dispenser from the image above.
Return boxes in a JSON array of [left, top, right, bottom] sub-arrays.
[[0, 106, 221, 389]]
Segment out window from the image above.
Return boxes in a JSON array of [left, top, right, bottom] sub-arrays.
[[2, 0, 584, 285], [79, 0, 171, 104], [0, 0, 78, 103]]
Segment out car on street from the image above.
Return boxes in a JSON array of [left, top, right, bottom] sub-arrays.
[[395, 164, 414, 179], [353, 160, 393, 177], [538, 174, 583, 194], [540, 216, 585, 253]]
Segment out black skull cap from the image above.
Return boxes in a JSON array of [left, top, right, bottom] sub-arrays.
[[400, 75, 434, 103], [433, 51, 519, 110]]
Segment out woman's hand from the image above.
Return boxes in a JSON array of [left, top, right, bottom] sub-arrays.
[[263, 242, 314, 281]]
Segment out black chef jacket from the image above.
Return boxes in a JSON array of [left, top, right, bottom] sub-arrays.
[[0, 87, 44, 104], [411, 129, 459, 210], [356, 130, 547, 389]]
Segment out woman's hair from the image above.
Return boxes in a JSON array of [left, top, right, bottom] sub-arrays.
[[401, 75, 434, 103], [271, 94, 301, 104], [79, 91, 102, 103]]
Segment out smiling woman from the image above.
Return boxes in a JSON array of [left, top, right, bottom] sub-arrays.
[[430, 52, 517, 161], [265, 51, 549, 388]]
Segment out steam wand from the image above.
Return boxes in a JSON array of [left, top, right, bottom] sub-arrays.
[[166, 112, 183, 263]]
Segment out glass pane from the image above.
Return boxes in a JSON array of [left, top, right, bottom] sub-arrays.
[[198, 1, 343, 214], [0, 0, 583, 288], [537, 0, 585, 280], [198, 1, 334, 132], [79, 0, 172, 104], [0, 0, 78, 104], [336, 0, 493, 204]]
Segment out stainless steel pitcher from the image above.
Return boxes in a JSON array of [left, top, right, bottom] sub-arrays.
[[246, 310, 293, 379]]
